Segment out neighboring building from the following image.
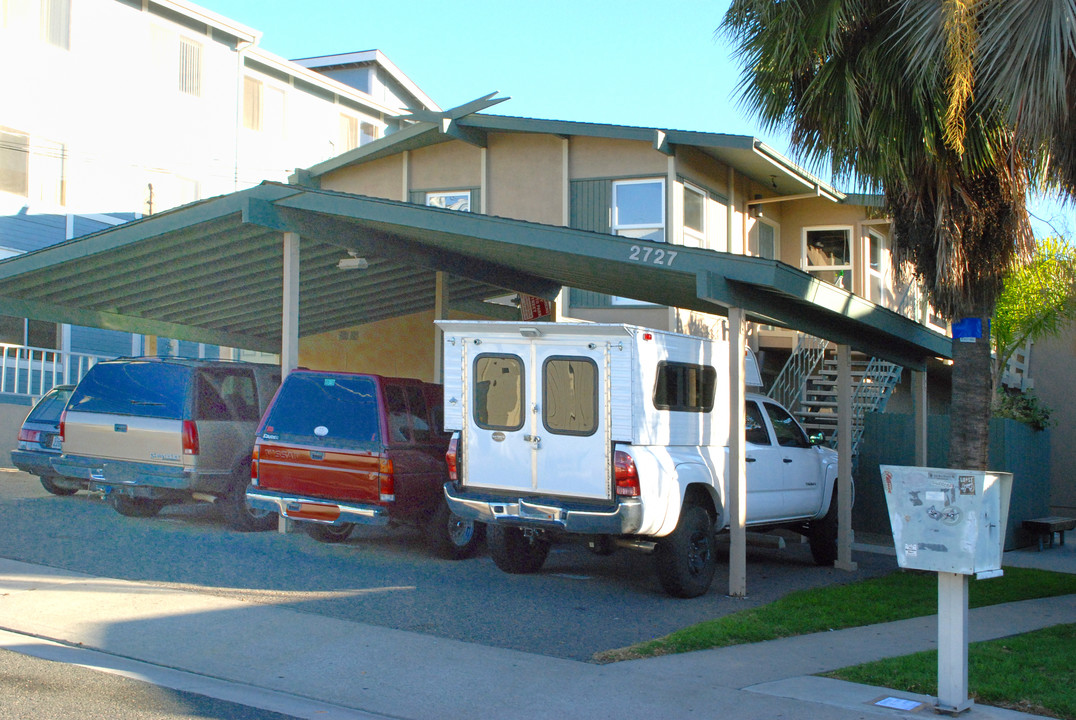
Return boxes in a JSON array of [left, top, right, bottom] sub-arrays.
[[0, 0, 435, 365]]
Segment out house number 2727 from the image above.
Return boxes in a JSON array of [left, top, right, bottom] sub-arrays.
[[628, 245, 677, 266]]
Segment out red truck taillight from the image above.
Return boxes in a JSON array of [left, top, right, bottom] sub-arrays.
[[379, 455, 395, 502], [250, 444, 259, 484], [614, 450, 640, 497], [446, 434, 459, 481], [181, 420, 199, 456]]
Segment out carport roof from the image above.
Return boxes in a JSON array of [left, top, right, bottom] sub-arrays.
[[0, 182, 951, 368]]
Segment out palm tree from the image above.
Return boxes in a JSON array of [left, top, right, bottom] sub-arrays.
[[721, 0, 1034, 469]]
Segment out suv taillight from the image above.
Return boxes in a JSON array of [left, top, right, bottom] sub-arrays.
[[614, 450, 640, 497], [378, 455, 395, 502], [446, 434, 459, 481], [181, 420, 199, 456], [18, 428, 41, 444], [58, 409, 67, 443]]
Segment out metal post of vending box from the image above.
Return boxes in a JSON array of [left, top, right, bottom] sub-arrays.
[[937, 571, 973, 714]]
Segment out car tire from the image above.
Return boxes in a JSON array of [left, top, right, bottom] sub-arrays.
[[808, 492, 839, 566], [305, 522, 355, 543], [654, 504, 717, 598], [39, 475, 78, 496], [426, 498, 485, 560], [221, 472, 276, 532], [110, 495, 166, 518], [488, 525, 551, 574]]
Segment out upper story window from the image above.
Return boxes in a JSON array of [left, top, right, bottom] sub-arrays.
[[0, 127, 65, 205], [803, 226, 852, 289], [243, 77, 262, 131], [867, 228, 891, 306], [360, 121, 379, 145], [749, 218, 779, 260], [426, 191, 471, 212], [178, 37, 202, 97], [613, 178, 664, 242], [40, 0, 69, 49], [244, 78, 285, 135], [339, 114, 359, 152], [682, 182, 706, 247]]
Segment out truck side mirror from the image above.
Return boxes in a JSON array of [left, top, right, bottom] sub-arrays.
[[809, 432, 826, 446]]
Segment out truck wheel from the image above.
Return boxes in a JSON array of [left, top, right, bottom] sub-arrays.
[[39, 476, 78, 496], [488, 526, 550, 574], [305, 522, 354, 543], [220, 473, 276, 532], [427, 498, 485, 560], [111, 495, 166, 518], [654, 504, 716, 598], [809, 493, 839, 566]]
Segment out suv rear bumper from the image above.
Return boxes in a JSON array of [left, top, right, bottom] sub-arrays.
[[49, 455, 220, 496], [246, 488, 389, 526], [444, 484, 643, 535]]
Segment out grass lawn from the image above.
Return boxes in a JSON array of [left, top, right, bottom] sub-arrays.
[[825, 624, 1076, 720], [593, 567, 1076, 663]]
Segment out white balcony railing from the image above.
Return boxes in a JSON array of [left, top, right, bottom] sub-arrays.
[[0, 343, 109, 399]]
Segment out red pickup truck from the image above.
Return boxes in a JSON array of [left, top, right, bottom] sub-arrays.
[[246, 370, 483, 559]]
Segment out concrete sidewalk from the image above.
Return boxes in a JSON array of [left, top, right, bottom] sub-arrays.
[[0, 557, 1071, 720]]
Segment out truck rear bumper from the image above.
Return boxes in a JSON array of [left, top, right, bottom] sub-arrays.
[[50, 455, 200, 497], [246, 488, 390, 527], [444, 484, 643, 535]]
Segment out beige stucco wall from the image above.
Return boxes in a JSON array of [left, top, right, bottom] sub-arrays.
[[1027, 323, 1076, 514], [486, 133, 564, 225], [320, 154, 405, 200], [568, 136, 667, 179], [299, 310, 439, 382], [410, 141, 482, 192]]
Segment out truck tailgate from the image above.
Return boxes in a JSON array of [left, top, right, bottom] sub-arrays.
[[255, 442, 379, 504], [63, 411, 184, 466]]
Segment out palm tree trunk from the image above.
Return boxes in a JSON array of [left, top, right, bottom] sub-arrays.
[[948, 311, 994, 469]]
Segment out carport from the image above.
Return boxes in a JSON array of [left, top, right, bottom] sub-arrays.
[[0, 180, 951, 596]]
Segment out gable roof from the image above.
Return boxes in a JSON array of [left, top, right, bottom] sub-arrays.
[[296, 105, 844, 202]]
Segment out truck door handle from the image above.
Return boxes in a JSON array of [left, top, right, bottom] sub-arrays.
[[783, 458, 793, 464], [745, 457, 756, 463], [523, 434, 541, 448]]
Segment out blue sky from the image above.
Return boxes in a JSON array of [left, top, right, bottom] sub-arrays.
[[206, 0, 1071, 238]]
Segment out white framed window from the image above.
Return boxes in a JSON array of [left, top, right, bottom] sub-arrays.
[[178, 37, 202, 97], [360, 121, 379, 145], [0, 128, 65, 205], [339, 114, 359, 152], [243, 77, 262, 131], [867, 228, 891, 306], [803, 226, 853, 289], [40, 0, 69, 49], [613, 178, 665, 242], [749, 217, 779, 260], [682, 181, 706, 247], [426, 191, 470, 212]]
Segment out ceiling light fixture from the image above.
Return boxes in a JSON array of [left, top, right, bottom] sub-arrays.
[[337, 251, 369, 270]]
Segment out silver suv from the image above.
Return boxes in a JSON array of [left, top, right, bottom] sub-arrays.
[[52, 357, 280, 530]]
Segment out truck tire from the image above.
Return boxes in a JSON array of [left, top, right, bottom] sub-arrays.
[[808, 492, 839, 566], [220, 472, 276, 532], [427, 498, 485, 560], [488, 526, 550, 574], [39, 476, 78, 496], [111, 495, 166, 518], [305, 522, 355, 543], [654, 504, 716, 598]]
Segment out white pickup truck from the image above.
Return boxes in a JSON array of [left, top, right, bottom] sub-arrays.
[[440, 321, 840, 598]]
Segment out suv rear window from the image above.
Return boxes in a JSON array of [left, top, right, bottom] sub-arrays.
[[195, 369, 259, 421], [260, 373, 381, 449], [27, 386, 73, 423], [67, 361, 191, 419]]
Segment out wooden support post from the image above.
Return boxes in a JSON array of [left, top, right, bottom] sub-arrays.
[[913, 369, 928, 466], [728, 307, 747, 597], [836, 344, 857, 570]]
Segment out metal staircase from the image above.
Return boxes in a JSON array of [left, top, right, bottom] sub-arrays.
[[767, 336, 903, 456]]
